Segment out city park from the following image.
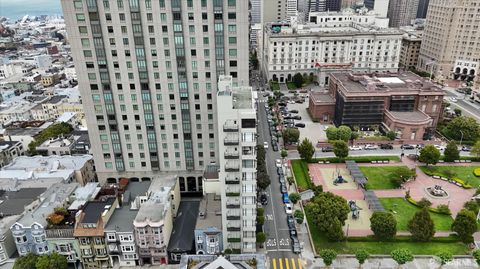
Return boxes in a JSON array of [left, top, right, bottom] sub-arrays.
[[290, 136, 480, 266]]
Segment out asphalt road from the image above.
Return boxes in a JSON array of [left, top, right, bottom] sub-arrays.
[[257, 97, 302, 269], [444, 87, 480, 122]]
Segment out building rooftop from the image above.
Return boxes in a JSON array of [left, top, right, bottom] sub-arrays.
[[105, 181, 151, 232], [15, 183, 78, 228], [68, 182, 100, 210], [168, 200, 200, 252], [80, 197, 116, 224], [0, 188, 46, 216], [331, 72, 445, 95], [4, 127, 43, 137], [179, 254, 266, 269], [309, 92, 335, 104], [134, 176, 177, 223], [387, 110, 432, 123], [203, 164, 219, 180], [36, 136, 73, 149], [45, 95, 66, 104], [232, 88, 255, 109], [195, 194, 222, 230]]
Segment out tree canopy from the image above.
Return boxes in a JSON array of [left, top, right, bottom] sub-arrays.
[[370, 212, 397, 240], [407, 208, 435, 242], [28, 122, 74, 155], [308, 192, 349, 241], [319, 249, 337, 266], [332, 140, 349, 160], [451, 209, 477, 243], [297, 138, 315, 162], [391, 249, 414, 266], [326, 126, 352, 141], [283, 128, 300, 144], [443, 141, 460, 162], [419, 145, 441, 166], [443, 116, 480, 142]]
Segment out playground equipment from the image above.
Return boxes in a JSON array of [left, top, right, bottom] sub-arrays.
[[348, 200, 362, 219]]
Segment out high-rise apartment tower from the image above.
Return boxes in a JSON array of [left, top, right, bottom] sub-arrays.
[[61, 0, 249, 192], [387, 0, 419, 27]]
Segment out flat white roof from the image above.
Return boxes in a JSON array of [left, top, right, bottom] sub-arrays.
[[377, 77, 405, 84]]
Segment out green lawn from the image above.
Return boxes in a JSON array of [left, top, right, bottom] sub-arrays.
[[420, 166, 480, 188], [305, 207, 468, 255], [360, 166, 408, 190], [379, 198, 453, 231], [291, 159, 311, 190]]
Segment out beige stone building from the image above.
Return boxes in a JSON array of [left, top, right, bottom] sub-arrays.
[[387, 0, 419, 27], [417, 0, 480, 87]]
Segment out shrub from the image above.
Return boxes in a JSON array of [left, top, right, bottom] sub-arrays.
[[294, 210, 304, 224], [417, 198, 432, 208], [319, 249, 337, 266], [474, 168, 480, 177], [436, 204, 451, 215], [257, 208, 264, 216]]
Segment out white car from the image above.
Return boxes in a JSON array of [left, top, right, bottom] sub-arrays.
[[276, 159, 282, 168], [364, 144, 378, 150], [434, 144, 445, 151], [263, 142, 269, 149], [285, 204, 293, 214], [349, 145, 362, 151], [449, 97, 458, 103]]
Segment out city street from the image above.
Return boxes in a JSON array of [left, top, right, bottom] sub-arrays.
[[257, 96, 302, 269], [444, 87, 480, 122]]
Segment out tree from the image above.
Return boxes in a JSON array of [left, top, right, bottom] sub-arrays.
[[292, 73, 304, 88], [13, 253, 38, 269], [333, 140, 349, 160], [46, 213, 64, 226], [256, 171, 271, 190], [249, 51, 259, 70], [463, 200, 479, 215], [281, 149, 288, 159], [416, 198, 432, 208], [350, 131, 360, 140], [256, 215, 265, 225], [435, 251, 453, 267], [256, 232, 266, 244], [386, 131, 397, 140], [337, 126, 352, 141], [308, 192, 349, 241], [289, 193, 301, 204], [297, 138, 315, 162], [451, 209, 477, 243], [326, 127, 339, 140], [28, 122, 74, 155], [408, 208, 435, 242], [35, 253, 68, 269], [294, 209, 304, 224], [355, 249, 370, 267], [312, 185, 323, 196], [390, 249, 414, 268], [370, 212, 397, 240], [319, 249, 337, 267], [473, 249, 480, 266], [419, 145, 441, 166], [283, 128, 300, 144], [454, 108, 462, 116], [444, 141, 460, 162], [471, 140, 480, 157], [389, 167, 416, 187], [443, 116, 480, 142]]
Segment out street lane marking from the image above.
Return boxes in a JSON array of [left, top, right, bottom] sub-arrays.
[[272, 258, 277, 269], [279, 258, 283, 269], [298, 258, 303, 269], [291, 258, 296, 269], [285, 258, 290, 269]]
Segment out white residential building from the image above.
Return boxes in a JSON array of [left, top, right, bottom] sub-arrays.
[[261, 10, 401, 86], [216, 76, 257, 253]]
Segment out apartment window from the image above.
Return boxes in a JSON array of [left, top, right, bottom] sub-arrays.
[[78, 26, 88, 34], [74, 1, 83, 9], [76, 14, 85, 21], [81, 38, 90, 47], [228, 0, 236, 6], [228, 25, 236, 33], [107, 233, 116, 241], [229, 49, 237, 56], [160, 13, 167, 22], [229, 37, 237, 44]]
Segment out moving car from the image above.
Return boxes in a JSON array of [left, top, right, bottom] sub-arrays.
[[263, 142, 269, 149], [283, 193, 289, 203], [364, 144, 378, 150], [285, 204, 293, 214], [349, 145, 362, 151], [295, 123, 306, 128], [379, 144, 393, 149], [401, 144, 415, 150]]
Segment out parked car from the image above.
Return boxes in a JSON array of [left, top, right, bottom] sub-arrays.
[[287, 215, 296, 229], [449, 97, 458, 103], [290, 109, 299, 113], [260, 194, 268, 205], [462, 146, 471, 151], [434, 144, 445, 151], [349, 145, 362, 151], [276, 159, 282, 168], [322, 146, 334, 152], [401, 144, 415, 150], [280, 183, 288, 194], [277, 167, 284, 176], [379, 144, 393, 149], [364, 144, 378, 150], [416, 144, 425, 149], [292, 115, 302, 120], [285, 204, 293, 214], [263, 142, 269, 149], [272, 143, 279, 152], [279, 175, 286, 185], [290, 229, 298, 240], [292, 237, 301, 254], [295, 100, 304, 104], [283, 193, 289, 203], [295, 123, 306, 128]]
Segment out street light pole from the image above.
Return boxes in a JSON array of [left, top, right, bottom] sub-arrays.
[[459, 130, 464, 147]]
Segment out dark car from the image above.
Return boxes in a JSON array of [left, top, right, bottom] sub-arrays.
[[462, 146, 471, 151], [272, 143, 279, 151], [287, 215, 296, 229], [277, 167, 284, 176], [295, 123, 306, 128], [379, 144, 393, 149], [283, 115, 292, 120], [280, 183, 288, 194], [290, 109, 299, 113], [279, 176, 286, 185], [290, 229, 298, 239], [295, 100, 304, 104], [321, 146, 333, 152], [260, 194, 268, 205], [292, 115, 302, 120], [401, 144, 415, 150], [278, 102, 287, 107]]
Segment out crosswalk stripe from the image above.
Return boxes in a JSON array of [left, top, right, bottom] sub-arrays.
[[285, 258, 290, 269], [279, 258, 283, 269], [298, 258, 303, 269], [272, 258, 277, 269], [291, 258, 296, 269]]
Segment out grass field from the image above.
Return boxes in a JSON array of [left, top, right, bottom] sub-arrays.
[[291, 159, 311, 190], [305, 205, 468, 255], [379, 198, 453, 231], [360, 166, 408, 190], [420, 166, 480, 188]]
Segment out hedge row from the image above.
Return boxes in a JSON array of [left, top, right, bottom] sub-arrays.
[[421, 169, 473, 189], [405, 197, 452, 215], [475, 168, 480, 177], [309, 156, 400, 164], [347, 235, 459, 243]]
